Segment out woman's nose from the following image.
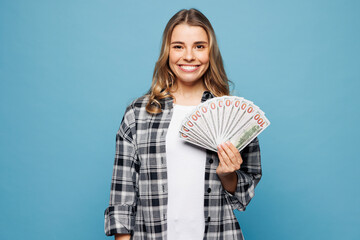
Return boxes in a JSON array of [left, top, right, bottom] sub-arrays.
[[183, 48, 195, 61]]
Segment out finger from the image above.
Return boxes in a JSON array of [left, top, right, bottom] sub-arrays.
[[222, 142, 241, 171], [225, 141, 243, 165], [217, 144, 230, 168], [217, 150, 224, 167], [220, 142, 237, 166], [225, 141, 240, 157]]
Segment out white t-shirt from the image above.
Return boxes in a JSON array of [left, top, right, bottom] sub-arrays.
[[165, 104, 206, 240]]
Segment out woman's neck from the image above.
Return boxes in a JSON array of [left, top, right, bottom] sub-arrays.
[[171, 80, 206, 106]]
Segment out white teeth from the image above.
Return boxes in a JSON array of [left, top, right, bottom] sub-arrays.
[[180, 65, 198, 70]]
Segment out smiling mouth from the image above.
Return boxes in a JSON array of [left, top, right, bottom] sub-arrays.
[[178, 65, 200, 72]]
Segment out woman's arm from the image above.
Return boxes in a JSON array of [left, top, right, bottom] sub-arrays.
[[216, 138, 262, 211], [216, 141, 243, 194], [115, 234, 131, 240], [104, 105, 139, 236], [217, 171, 237, 194]]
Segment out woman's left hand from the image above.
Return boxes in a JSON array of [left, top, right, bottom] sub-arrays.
[[216, 141, 243, 178]]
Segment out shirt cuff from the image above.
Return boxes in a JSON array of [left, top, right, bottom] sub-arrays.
[[223, 170, 255, 211], [104, 204, 136, 236]]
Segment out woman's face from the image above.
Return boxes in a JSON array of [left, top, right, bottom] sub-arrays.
[[169, 24, 210, 86]]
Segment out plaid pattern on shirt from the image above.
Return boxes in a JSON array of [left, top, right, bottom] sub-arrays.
[[104, 91, 262, 240]]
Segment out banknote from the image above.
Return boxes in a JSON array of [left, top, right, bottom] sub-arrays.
[[179, 96, 270, 152]]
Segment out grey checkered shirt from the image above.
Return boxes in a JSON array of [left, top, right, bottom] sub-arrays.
[[104, 91, 262, 239]]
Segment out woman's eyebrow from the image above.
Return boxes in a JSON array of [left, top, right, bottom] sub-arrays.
[[171, 41, 184, 44], [194, 41, 208, 44], [170, 41, 208, 44]]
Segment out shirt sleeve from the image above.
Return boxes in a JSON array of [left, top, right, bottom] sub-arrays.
[[104, 105, 140, 236], [223, 137, 262, 211]]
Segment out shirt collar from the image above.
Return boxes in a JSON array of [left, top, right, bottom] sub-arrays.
[[201, 91, 215, 103]]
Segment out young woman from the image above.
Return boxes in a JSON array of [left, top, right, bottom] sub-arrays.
[[104, 8, 262, 240]]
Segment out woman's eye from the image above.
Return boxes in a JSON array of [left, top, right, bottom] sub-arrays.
[[173, 45, 182, 49], [196, 45, 205, 49]]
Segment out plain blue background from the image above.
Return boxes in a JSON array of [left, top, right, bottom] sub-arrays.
[[1, 0, 359, 239]]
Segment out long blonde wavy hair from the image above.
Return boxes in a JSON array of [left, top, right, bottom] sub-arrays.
[[146, 8, 231, 114]]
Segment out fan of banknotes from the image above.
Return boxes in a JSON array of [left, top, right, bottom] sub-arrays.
[[179, 96, 270, 152]]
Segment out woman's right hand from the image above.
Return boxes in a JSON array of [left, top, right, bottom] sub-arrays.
[[115, 233, 131, 240]]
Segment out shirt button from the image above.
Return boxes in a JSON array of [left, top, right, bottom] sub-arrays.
[[209, 159, 213, 164], [207, 216, 211, 222], [207, 188, 211, 193]]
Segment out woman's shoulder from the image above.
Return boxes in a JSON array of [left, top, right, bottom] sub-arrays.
[[122, 94, 150, 118], [127, 94, 150, 109]]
